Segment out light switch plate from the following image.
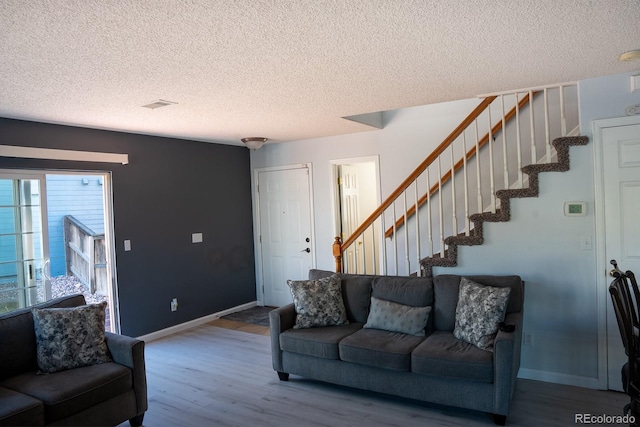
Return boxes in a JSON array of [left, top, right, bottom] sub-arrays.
[[192, 233, 203, 243], [124, 240, 131, 251]]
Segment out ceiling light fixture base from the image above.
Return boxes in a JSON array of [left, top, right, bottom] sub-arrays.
[[241, 137, 268, 150], [619, 50, 640, 62]]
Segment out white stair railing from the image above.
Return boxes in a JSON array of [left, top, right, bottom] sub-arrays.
[[334, 83, 579, 276]]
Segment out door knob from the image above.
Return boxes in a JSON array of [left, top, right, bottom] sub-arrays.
[[301, 248, 310, 253]]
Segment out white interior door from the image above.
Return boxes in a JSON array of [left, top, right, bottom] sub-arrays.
[[338, 162, 379, 274], [602, 120, 640, 391], [339, 165, 362, 272], [258, 166, 313, 307]]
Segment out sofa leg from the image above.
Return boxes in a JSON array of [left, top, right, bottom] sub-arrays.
[[129, 413, 145, 427], [277, 371, 289, 381], [493, 414, 506, 426]]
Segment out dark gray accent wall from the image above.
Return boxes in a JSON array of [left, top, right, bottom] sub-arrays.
[[0, 117, 256, 337]]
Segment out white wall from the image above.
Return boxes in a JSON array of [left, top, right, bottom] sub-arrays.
[[251, 97, 479, 270], [250, 70, 640, 388]]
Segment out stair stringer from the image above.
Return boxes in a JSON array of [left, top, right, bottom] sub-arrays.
[[419, 136, 589, 277]]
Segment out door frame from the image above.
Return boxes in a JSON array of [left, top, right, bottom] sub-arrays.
[[329, 156, 382, 272], [593, 115, 640, 389], [0, 168, 120, 332], [252, 163, 316, 305], [0, 170, 52, 307]]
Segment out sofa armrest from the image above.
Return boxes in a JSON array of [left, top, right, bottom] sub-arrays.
[[269, 304, 296, 373], [492, 312, 522, 416], [105, 332, 148, 416]]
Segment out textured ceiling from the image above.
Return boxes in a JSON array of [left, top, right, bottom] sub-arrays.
[[1, 1, 639, 146]]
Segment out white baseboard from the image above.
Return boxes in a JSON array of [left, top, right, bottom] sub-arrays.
[[137, 301, 258, 343], [518, 368, 603, 390]]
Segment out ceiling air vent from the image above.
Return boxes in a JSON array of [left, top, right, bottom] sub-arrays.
[[141, 99, 177, 110]]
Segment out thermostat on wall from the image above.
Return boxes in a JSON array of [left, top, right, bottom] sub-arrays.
[[564, 201, 586, 217]]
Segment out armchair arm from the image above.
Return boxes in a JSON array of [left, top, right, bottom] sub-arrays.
[[492, 312, 523, 416], [105, 332, 148, 415], [269, 304, 296, 372]]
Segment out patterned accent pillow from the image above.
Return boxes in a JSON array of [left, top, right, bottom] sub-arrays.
[[287, 274, 349, 329], [364, 296, 431, 336], [453, 277, 511, 352], [32, 302, 112, 374]]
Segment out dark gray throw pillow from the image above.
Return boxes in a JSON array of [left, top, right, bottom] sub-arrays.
[[32, 302, 112, 374], [453, 277, 511, 352], [287, 274, 349, 329]]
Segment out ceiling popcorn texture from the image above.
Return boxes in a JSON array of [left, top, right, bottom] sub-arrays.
[[1, 1, 639, 145]]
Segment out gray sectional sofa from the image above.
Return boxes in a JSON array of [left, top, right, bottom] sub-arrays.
[[269, 270, 524, 425], [0, 294, 147, 426]]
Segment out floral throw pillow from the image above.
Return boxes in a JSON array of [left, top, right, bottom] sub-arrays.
[[32, 302, 112, 374], [453, 277, 511, 352], [287, 274, 349, 329]]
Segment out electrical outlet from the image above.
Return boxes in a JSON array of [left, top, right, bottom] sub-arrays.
[[524, 333, 533, 346], [171, 298, 178, 312]]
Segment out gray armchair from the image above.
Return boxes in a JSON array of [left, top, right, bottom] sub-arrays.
[[0, 294, 148, 426]]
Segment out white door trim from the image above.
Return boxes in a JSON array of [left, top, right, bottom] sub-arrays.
[[329, 156, 382, 273], [0, 168, 120, 332], [329, 156, 381, 239], [593, 115, 640, 389], [252, 163, 316, 305]]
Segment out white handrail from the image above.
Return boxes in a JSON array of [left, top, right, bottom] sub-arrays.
[[340, 83, 578, 275]]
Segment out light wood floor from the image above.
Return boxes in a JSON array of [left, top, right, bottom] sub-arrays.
[[118, 320, 628, 427]]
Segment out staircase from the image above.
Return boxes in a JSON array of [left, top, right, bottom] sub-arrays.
[[333, 83, 586, 277]]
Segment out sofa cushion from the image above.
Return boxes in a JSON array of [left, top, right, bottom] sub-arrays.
[[288, 274, 349, 329], [453, 278, 511, 351], [1, 362, 132, 424], [32, 302, 112, 373], [411, 331, 494, 383], [0, 294, 86, 381], [364, 297, 431, 336], [433, 275, 522, 331], [339, 275, 373, 323], [339, 328, 425, 371], [372, 276, 433, 333], [280, 323, 364, 359], [0, 386, 44, 426], [309, 270, 373, 323], [371, 276, 434, 307]]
